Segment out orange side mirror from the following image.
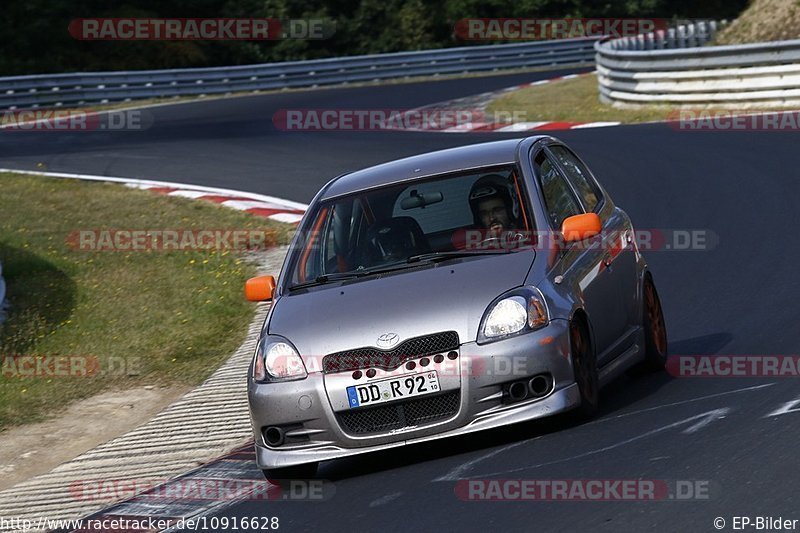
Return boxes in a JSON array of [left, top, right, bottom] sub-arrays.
[[561, 213, 601, 243], [245, 275, 276, 302]]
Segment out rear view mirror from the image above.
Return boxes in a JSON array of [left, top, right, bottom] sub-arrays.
[[561, 213, 601, 243], [245, 275, 276, 301], [400, 190, 443, 210]]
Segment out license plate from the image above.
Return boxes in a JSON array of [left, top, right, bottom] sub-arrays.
[[346, 371, 439, 408]]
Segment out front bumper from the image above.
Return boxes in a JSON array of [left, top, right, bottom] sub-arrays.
[[248, 319, 578, 469]]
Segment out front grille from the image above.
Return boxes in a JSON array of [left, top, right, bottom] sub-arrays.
[[323, 331, 459, 374], [337, 391, 460, 435]]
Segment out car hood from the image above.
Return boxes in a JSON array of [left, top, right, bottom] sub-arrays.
[[268, 251, 535, 363]]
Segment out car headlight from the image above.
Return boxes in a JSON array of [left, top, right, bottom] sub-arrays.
[[478, 287, 549, 343], [252, 336, 307, 382]]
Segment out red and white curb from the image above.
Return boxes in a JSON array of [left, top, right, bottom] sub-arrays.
[[382, 72, 622, 134], [0, 169, 308, 224], [435, 119, 622, 133]]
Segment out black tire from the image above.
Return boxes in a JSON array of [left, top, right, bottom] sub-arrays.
[[262, 462, 318, 481], [570, 317, 599, 419], [640, 275, 668, 372]]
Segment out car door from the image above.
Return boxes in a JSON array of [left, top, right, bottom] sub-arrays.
[[532, 148, 623, 360], [549, 145, 639, 348]]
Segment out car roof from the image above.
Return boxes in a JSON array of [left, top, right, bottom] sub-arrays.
[[320, 136, 547, 199]]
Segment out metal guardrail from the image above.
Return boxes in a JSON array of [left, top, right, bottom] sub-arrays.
[[596, 21, 800, 107], [0, 38, 598, 109], [601, 20, 724, 51]]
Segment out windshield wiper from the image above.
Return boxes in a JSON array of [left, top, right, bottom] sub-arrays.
[[288, 272, 363, 291], [407, 249, 514, 263], [288, 261, 428, 291]]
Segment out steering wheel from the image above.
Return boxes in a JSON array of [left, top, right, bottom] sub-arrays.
[[475, 231, 527, 250]]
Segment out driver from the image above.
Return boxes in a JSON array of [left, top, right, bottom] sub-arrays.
[[468, 174, 519, 233]]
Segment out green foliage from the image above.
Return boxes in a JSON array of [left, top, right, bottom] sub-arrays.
[[0, 0, 748, 75]]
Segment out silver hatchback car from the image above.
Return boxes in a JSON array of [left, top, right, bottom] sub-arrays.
[[246, 136, 667, 479]]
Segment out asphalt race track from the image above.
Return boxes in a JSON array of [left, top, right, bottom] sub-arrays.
[[0, 68, 592, 201], [5, 67, 800, 531]]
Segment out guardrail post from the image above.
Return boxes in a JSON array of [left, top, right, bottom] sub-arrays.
[[677, 25, 687, 48], [687, 23, 698, 48], [654, 29, 665, 50], [709, 20, 720, 41], [696, 21, 708, 45], [666, 28, 676, 49]]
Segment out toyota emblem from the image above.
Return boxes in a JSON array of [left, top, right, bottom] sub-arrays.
[[376, 332, 400, 348]]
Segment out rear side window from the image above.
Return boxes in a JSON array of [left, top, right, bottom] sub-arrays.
[[534, 150, 581, 228], [549, 145, 601, 212]]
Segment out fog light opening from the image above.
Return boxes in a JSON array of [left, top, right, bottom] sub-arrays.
[[264, 426, 286, 447]]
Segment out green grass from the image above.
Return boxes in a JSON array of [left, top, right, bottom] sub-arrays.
[[0, 174, 293, 428], [486, 73, 800, 124], [486, 74, 676, 124]]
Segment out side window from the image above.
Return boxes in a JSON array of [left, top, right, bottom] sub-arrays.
[[308, 202, 357, 279], [533, 150, 582, 229], [323, 215, 336, 266], [296, 207, 331, 282], [549, 145, 601, 212]]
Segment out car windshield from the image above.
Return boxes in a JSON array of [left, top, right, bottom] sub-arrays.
[[287, 165, 536, 288]]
